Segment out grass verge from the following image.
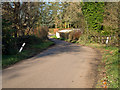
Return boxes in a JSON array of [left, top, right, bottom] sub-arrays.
[[50, 35, 57, 39], [2, 40, 54, 68], [82, 43, 119, 88]]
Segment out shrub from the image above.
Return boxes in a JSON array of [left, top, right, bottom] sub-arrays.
[[2, 26, 49, 55], [34, 26, 49, 40], [59, 32, 70, 40], [69, 30, 82, 41], [2, 32, 18, 55]]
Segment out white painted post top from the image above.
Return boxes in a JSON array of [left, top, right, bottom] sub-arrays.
[[106, 37, 109, 44], [19, 43, 26, 52], [56, 32, 60, 38], [58, 30, 72, 33]]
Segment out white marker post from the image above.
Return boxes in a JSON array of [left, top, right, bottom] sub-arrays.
[[19, 43, 26, 52], [106, 37, 109, 44], [56, 32, 60, 38]]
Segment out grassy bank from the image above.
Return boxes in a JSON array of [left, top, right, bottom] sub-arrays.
[[82, 43, 119, 88], [51, 35, 119, 88], [2, 40, 54, 68]]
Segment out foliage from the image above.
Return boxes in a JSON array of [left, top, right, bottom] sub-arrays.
[[2, 2, 49, 55], [80, 2, 119, 46], [2, 39, 54, 68], [69, 30, 82, 41], [62, 2, 84, 28], [2, 19, 18, 55], [82, 2, 104, 34], [33, 26, 49, 39], [2, 2, 41, 37], [103, 2, 119, 36]]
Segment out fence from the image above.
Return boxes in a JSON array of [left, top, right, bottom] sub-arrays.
[[90, 35, 118, 46]]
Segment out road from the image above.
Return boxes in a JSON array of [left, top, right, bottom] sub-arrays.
[[2, 38, 101, 88]]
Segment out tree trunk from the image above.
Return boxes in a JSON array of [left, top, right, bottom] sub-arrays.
[[65, 22, 66, 28], [68, 22, 69, 28]]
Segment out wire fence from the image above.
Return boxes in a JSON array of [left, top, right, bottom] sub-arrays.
[[90, 35, 118, 46]]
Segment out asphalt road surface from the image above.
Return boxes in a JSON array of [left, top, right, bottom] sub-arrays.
[[2, 38, 100, 88]]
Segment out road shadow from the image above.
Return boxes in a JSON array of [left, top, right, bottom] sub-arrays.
[[34, 38, 83, 59]]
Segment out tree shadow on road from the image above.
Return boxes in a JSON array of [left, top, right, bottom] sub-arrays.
[[34, 38, 84, 59]]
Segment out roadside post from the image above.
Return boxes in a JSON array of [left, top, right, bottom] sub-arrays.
[[106, 36, 109, 46], [19, 43, 26, 53]]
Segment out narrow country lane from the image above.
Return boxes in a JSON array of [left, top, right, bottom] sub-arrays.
[[2, 38, 101, 88]]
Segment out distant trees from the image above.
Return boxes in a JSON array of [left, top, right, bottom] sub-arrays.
[[103, 2, 119, 36], [2, 2, 119, 54], [46, 2, 85, 29], [2, 2, 119, 37], [63, 2, 84, 29]]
